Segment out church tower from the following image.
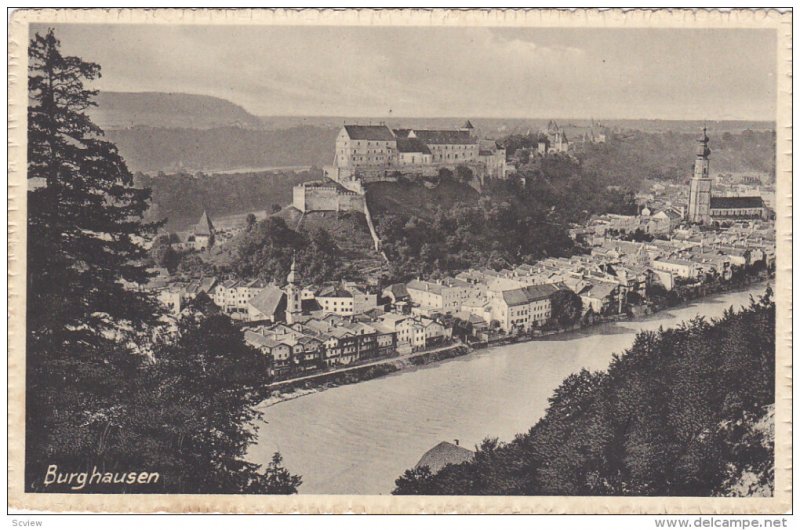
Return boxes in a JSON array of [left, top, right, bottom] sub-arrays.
[[285, 256, 302, 325], [688, 127, 712, 224]]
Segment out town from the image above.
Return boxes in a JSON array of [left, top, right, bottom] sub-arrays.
[[145, 125, 775, 382]]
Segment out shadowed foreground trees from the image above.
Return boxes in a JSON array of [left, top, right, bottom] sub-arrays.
[[26, 29, 299, 494], [394, 289, 775, 496]]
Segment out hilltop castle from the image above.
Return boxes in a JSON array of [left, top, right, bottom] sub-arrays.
[[323, 121, 507, 185], [293, 121, 507, 214]]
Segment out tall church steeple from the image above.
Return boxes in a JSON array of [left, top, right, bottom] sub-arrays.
[[687, 127, 712, 224], [285, 255, 302, 324]]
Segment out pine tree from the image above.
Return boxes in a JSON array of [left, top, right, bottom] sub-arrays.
[[26, 29, 164, 489], [25, 30, 301, 494]]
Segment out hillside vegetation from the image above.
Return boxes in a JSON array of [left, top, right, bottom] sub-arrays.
[[394, 289, 775, 497], [578, 129, 776, 191], [367, 161, 635, 281], [504, 129, 776, 193], [136, 169, 321, 231]]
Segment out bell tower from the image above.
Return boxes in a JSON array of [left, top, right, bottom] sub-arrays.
[[688, 127, 712, 224], [285, 256, 302, 325]]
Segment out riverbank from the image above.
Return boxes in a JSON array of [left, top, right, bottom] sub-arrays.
[[260, 342, 471, 407], [260, 275, 772, 408], [250, 285, 771, 494]]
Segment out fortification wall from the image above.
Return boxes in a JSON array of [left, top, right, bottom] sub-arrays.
[[304, 186, 340, 212], [292, 186, 306, 212], [293, 184, 365, 214]]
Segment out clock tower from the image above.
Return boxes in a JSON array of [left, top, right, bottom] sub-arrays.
[[688, 127, 712, 224]]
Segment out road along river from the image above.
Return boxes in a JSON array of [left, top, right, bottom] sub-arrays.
[[247, 284, 769, 495]]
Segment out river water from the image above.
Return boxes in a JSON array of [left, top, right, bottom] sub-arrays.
[[247, 285, 768, 495]]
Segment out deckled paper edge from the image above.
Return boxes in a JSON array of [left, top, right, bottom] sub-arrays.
[[7, 7, 792, 514]]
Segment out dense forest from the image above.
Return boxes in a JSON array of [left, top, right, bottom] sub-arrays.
[[136, 169, 321, 231], [369, 159, 636, 281], [394, 289, 775, 496]]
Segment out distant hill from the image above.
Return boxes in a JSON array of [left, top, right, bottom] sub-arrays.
[[258, 115, 775, 136], [92, 91, 263, 130]]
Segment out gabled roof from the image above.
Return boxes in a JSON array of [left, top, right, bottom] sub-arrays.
[[710, 196, 764, 209], [243, 331, 287, 350], [383, 283, 410, 300], [194, 210, 215, 236], [198, 276, 217, 293], [248, 286, 286, 318], [501, 283, 561, 307], [317, 285, 353, 298], [396, 137, 432, 154], [343, 124, 395, 141], [584, 282, 617, 300], [411, 129, 477, 145]]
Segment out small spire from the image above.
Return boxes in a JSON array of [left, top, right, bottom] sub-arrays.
[[287, 253, 297, 285]]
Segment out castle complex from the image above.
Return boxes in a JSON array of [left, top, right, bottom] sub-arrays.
[[293, 121, 507, 214], [326, 121, 507, 183]]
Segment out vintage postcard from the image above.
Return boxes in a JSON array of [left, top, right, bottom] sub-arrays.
[[7, 8, 792, 514]]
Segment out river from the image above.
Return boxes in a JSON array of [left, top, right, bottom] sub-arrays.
[[247, 284, 769, 495]]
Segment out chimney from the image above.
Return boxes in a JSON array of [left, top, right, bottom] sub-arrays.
[[454, 439, 460, 447]]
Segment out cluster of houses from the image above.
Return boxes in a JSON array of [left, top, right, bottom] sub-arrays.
[[401, 219, 773, 328], [146, 217, 773, 380]]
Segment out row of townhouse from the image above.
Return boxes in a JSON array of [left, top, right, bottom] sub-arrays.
[[376, 313, 450, 352], [244, 314, 403, 376]]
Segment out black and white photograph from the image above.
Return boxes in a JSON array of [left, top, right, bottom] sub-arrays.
[[7, 8, 791, 516]]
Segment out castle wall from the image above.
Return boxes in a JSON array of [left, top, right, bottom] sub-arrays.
[[292, 185, 306, 212], [293, 183, 365, 214], [304, 186, 340, 212]]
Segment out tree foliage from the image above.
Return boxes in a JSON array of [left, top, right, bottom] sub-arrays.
[[549, 289, 584, 328], [394, 290, 775, 496], [127, 314, 302, 493], [234, 216, 343, 285], [25, 30, 300, 494], [373, 156, 636, 280], [26, 28, 163, 489]]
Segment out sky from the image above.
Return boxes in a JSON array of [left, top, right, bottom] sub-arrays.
[[31, 24, 777, 121]]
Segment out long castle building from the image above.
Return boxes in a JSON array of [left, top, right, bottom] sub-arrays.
[[324, 121, 507, 184]]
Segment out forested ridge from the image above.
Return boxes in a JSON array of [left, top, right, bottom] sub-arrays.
[[394, 289, 775, 496]]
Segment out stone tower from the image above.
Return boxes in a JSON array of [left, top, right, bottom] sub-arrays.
[[688, 127, 712, 224], [285, 256, 302, 325]]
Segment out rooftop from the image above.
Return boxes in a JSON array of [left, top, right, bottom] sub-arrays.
[[416, 441, 475, 474], [710, 196, 765, 210], [343, 124, 396, 141]]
